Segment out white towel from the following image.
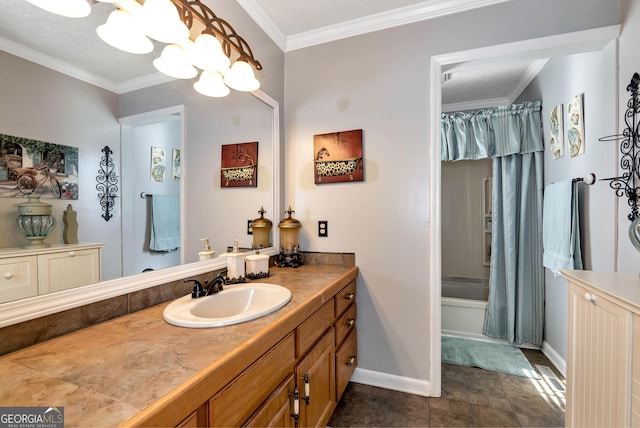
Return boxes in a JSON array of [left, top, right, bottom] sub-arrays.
[[149, 194, 180, 252], [542, 180, 583, 275]]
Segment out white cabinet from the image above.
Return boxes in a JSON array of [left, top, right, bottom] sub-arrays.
[[0, 255, 38, 303], [37, 247, 101, 294], [563, 270, 639, 428], [0, 243, 102, 302]]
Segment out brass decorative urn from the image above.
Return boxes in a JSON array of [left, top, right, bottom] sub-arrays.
[[250, 206, 272, 249], [277, 206, 304, 267]]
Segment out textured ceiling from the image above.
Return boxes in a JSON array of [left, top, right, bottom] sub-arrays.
[[0, 0, 539, 106]]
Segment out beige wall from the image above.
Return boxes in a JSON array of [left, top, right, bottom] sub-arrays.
[[441, 159, 492, 280], [283, 0, 621, 389]]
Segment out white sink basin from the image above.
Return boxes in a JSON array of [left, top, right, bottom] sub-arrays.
[[163, 283, 292, 328]]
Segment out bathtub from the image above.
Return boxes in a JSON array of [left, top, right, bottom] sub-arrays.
[[441, 277, 489, 339]]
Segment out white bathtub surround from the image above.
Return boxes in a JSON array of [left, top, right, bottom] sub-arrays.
[[441, 277, 489, 340]]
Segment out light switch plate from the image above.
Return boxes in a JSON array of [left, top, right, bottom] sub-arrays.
[[247, 220, 253, 235]]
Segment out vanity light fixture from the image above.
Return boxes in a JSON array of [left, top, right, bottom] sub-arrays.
[[27, 0, 262, 97]]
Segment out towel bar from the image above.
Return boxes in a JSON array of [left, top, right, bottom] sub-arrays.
[[573, 173, 596, 185]]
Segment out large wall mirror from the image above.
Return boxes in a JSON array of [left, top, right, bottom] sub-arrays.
[[0, 2, 281, 327]]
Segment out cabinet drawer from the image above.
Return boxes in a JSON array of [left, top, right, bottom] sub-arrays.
[[296, 300, 333, 358], [38, 248, 100, 294], [244, 374, 295, 428], [335, 303, 356, 348], [335, 328, 357, 400], [0, 256, 38, 303], [335, 280, 356, 318], [210, 333, 295, 427]]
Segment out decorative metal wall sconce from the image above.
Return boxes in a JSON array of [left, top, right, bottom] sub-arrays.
[[96, 145, 118, 221], [600, 73, 640, 251]]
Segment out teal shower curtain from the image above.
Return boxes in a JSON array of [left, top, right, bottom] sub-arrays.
[[441, 101, 544, 346]]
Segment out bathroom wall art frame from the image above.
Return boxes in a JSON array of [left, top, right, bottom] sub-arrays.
[[220, 141, 258, 187], [550, 104, 564, 159], [567, 93, 586, 157], [0, 133, 79, 199], [313, 128, 364, 184]]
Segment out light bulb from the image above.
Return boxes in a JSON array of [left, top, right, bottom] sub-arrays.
[[97, 10, 154, 54], [223, 60, 260, 92], [27, 0, 91, 18], [153, 44, 197, 79], [140, 0, 189, 44], [189, 34, 231, 72], [194, 71, 230, 97]]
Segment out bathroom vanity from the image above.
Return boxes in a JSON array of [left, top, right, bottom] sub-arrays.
[[0, 263, 357, 427], [562, 270, 640, 427], [0, 242, 102, 303]]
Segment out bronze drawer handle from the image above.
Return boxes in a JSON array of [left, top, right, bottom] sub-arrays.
[[346, 355, 356, 367], [346, 319, 355, 328], [344, 292, 355, 301]]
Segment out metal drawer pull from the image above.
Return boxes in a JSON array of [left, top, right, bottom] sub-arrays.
[[346, 319, 355, 328], [346, 355, 356, 367], [303, 373, 310, 404], [344, 292, 355, 301], [290, 387, 299, 423], [584, 293, 596, 304], [4, 272, 13, 280]]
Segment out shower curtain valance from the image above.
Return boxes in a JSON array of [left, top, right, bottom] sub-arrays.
[[441, 101, 543, 161]]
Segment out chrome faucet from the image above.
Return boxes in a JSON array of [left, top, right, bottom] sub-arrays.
[[184, 271, 226, 299]]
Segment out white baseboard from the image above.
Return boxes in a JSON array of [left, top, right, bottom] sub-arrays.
[[350, 368, 434, 397], [541, 340, 566, 378]]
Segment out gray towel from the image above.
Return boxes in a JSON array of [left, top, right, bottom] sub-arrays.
[[149, 194, 180, 252], [542, 180, 582, 275]]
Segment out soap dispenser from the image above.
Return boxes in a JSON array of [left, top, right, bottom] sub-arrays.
[[226, 239, 245, 282], [198, 238, 215, 261]]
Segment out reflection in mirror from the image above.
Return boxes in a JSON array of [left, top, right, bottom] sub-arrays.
[[120, 107, 185, 277], [0, 49, 280, 324]]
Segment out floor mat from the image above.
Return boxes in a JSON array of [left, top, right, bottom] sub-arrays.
[[442, 335, 539, 378]]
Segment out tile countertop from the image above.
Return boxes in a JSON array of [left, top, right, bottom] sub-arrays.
[[0, 264, 358, 427]]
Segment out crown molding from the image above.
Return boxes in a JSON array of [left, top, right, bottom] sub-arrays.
[[0, 36, 119, 93], [0, 36, 174, 95], [236, 0, 287, 51], [507, 58, 549, 102], [283, 0, 511, 52]]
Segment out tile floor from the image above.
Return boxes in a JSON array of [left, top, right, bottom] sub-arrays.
[[328, 349, 566, 427]]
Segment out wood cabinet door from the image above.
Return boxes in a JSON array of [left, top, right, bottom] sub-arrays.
[[567, 283, 632, 427], [245, 374, 295, 428], [296, 328, 335, 427]]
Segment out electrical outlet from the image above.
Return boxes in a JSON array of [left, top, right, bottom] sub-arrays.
[[318, 220, 328, 237], [247, 220, 253, 235]]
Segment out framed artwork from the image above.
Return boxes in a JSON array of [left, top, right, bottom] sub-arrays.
[[550, 104, 564, 159], [220, 142, 258, 187], [151, 146, 165, 182], [172, 148, 181, 181], [0, 133, 79, 199], [567, 94, 585, 157], [313, 129, 363, 184]]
